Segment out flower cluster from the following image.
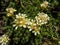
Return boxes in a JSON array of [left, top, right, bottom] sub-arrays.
[[0, 34, 10, 45], [35, 12, 49, 26], [5, 1, 50, 36], [6, 7, 16, 17], [13, 12, 49, 35], [40, 1, 49, 10]]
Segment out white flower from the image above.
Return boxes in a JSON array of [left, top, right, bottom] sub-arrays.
[[40, 1, 49, 9], [27, 19, 36, 30], [13, 13, 30, 29], [35, 12, 49, 25], [6, 7, 16, 17], [27, 19, 40, 35], [29, 25, 40, 35], [0, 34, 10, 45], [6, 7, 16, 13]]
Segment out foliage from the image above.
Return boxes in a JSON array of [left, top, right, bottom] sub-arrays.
[[0, 0, 60, 45]]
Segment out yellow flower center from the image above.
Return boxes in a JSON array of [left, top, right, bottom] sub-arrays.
[[33, 26, 39, 32], [15, 22, 20, 26], [17, 16, 24, 21]]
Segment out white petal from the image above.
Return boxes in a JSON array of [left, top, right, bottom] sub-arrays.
[[48, 17, 50, 20], [37, 31, 40, 34], [15, 26, 18, 29], [44, 22, 47, 24], [29, 29, 32, 31], [33, 24, 36, 26], [28, 26, 31, 28], [14, 9, 17, 11], [34, 32, 37, 35], [32, 31, 35, 33], [18, 13, 21, 15], [16, 15, 18, 18], [23, 25, 26, 28], [13, 25, 16, 27], [27, 22, 32, 25], [41, 22, 44, 25], [39, 20, 41, 22]]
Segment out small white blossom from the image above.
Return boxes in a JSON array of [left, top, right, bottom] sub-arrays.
[[35, 12, 49, 26], [6, 7, 16, 13], [6, 7, 16, 17], [27, 19, 40, 35], [0, 34, 10, 45], [13, 13, 30, 29], [41, 1, 49, 9]]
